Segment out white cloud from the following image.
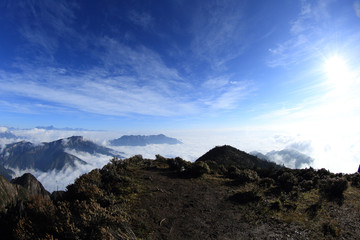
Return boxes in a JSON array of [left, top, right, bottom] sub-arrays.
[[1, 1, 257, 118], [3, 125, 360, 193], [9, 149, 115, 192], [202, 76, 230, 90], [0, 127, 9, 133]]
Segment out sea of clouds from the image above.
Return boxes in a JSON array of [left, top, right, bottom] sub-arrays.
[[1, 127, 359, 192]]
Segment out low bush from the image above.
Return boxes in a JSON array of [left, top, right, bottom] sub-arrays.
[[228, 168, 259, 184], [185, 161, 210, 177], [259, 178, 275, 188], [167, 157, 189, 172], [319, 178, 348, 204], [317, 168, 331, 178], [229, 191, 261, 205], [350, 174, 360, 188], [278, 172, 297, 192], [300, 180, 314, 192]]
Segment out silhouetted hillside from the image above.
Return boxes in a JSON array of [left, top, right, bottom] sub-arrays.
[[196, 145, 280, 170]]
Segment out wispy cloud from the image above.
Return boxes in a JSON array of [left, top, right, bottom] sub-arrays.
[[267, 0, 332, 67], [6, 0, 77, 61], [0, 0, 255, 118], [128, 10, 154, 30], [189, 1, 248, 70]]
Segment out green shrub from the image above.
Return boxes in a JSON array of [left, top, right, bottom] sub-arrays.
[[227, 166, 240, 179], [186, 161, 210, 177], [278, 172, 297, 192], [155, 154, 167, 162], [300, 180, 314, 192], [317, 168, 331, 178], [319, 178, 348, 204], [233, 169, 259, 183], [259, 177, 275, 188], [300, 167, 316, 181], [351, 174, 360, 188], [167, 157, 190, 172], [204, 160, 221, 174], [229, 191, 261, 205], [126, 155, 144, 165]]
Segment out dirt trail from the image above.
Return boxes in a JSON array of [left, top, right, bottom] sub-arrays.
[[131, 169, 311, 240]]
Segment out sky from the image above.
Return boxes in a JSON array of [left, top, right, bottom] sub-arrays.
[[1, 0, 360, 173]]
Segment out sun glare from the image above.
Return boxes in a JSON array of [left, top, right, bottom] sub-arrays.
[[323, 55, 351, 91]]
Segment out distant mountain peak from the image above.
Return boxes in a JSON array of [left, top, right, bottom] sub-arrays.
[[109, 134, 182, 146], [196, 145, 280, 170]]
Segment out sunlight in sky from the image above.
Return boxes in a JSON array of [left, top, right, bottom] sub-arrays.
[[323, 55, 352, 92]]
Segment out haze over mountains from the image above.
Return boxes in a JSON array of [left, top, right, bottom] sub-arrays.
[[0, 129, 187, 191], [0, 125, 345, 192], [251, 149, 314, 169], [0, 136, 122, 172]]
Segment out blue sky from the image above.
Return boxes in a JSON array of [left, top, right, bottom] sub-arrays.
[[0, 0, 359, 132]]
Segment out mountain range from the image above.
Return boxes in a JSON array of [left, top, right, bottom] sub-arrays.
[[0, 136, 123, 172], [109, 134, 182, 146]]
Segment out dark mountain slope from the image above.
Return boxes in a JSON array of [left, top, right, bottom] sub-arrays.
[[0, 141, 86, 171], [0, 175, 23, 210], [11, 173, 50, 199], [109, 134, 182, 146], [0, 136, 123, 172], [196, 145, 280, 170], [0, 146, 360, 239], [54, 136, 121, 156]]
